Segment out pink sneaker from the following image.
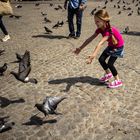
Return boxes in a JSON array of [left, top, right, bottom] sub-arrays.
[[107, 80, 122, 88], [99, 73, 113, 82]]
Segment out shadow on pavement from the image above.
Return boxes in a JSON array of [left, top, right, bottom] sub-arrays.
[[0, 96, 25, 108], [32, 34, 67, 39], [121, 31, 140, 36], [48, 76, 106, 92], [22, 115, 57, 126]]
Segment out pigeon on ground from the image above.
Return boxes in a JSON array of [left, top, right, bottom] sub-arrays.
[[41, 12, 47, 16], [44, 17, 51, 23], [52, 22, 59, 29], [35, 96, 67, 117], [15, 5, 22, 8], [44, 26, 53, 34], [58, 21, 64, 27], [0, 63, 7, 76], [0, 121, 15, 133], [123, 26, 129, 34], [90, 8, 97, 15], [49, 3, 53, 7], [35, 3, 40, 7], [14, 15, 22, 19], [10, 50, 37, 84], [0, 49, 5, 55]]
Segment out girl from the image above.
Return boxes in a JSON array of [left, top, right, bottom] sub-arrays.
[[74, 9, 124, 88]]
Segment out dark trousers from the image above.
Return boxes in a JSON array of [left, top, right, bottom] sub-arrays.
[[0, 16, 8, 35], [99, 50, 118, 76], [68, 6, 83, 36]]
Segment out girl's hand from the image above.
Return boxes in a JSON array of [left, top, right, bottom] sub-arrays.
[[73, 48, 81, 55], [86, 55, 95, 64]]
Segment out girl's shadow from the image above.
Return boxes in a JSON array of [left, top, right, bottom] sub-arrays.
[[48, 76, 105, 92]]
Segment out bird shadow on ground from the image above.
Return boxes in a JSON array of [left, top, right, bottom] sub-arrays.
[[32, 34, 67, 39], [0, 96, 25, 108], [48, 76, 106, 92], [121, 31, 140, 36], [22, 115, 57, 126]]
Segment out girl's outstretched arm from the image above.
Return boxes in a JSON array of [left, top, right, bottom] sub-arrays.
[[74, 32, 98, 55], [86, 36, 108, 64]]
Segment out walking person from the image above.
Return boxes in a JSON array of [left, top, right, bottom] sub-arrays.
[[64, 0, 87, 39], [74, 9, 124, 88], [0, 15, 10, 42]]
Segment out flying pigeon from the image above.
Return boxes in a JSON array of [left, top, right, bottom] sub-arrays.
[[0, 63, 7, 76], [35, 96, 67, 117], [11, 50, 37, 84]]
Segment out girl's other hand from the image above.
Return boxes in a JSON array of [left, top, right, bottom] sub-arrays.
[[73, 48, 81, 55]]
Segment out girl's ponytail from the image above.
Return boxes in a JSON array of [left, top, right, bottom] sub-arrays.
[[107, 21, 118, 46]]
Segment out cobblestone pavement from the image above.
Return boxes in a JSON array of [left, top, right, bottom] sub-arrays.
[[0, 0, 140, 140]]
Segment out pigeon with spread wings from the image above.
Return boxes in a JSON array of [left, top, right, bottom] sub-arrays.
[[11, 50, 37, 84]]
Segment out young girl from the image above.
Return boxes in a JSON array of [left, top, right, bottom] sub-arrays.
[[74, 9, 124, 88]]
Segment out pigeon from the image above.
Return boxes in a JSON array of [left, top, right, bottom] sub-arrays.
[[90, 8, 97, 15], [15, 5, 22, 8], [35, 3, 40, 7], [44, 17, 51, 23], [58, 5, 63, 9], [14, 15, 22, 19], [52, 21, 59, 29], [0, 122, 15, 133], [54, 7, 60, 10], [128, 11, 133, 16], [41, 12, 47, 16], [0, 63, 7, 76], [44, 26, 53, 34], [58, 21, 64, 27], [49, 3, 53, 7], [11, 50, 37, 84], [123, 26, 129, 34], [0, 49, 5, 55], [118, 11, 121, 14], [35, 96, 67, 117]]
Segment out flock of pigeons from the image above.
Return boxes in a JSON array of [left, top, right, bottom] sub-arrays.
[[0, 50, 67, 133], [90, 0, 140, 16]]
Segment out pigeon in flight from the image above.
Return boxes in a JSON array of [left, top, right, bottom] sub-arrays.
[[35, 96, 67, 117], [11, 50, 37, 84], [44, 26, 53, 34], [0, 63, 7, 76]]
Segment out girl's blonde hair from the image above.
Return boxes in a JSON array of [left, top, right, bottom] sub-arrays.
[[95, 9, 118, 46]]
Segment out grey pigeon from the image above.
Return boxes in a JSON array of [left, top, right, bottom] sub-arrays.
[[35, 96, 67, 117], [11, 50, 37, 84], [0, 63, 7, 76], [0, 122, 15, 133], [123, 26, 129, 34], [44, 26, 53, 34], [0, 49, 5, 55]]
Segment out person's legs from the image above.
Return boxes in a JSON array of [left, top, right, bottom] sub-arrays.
[[0, 16, 10, 42], [107, 56, 122, 88], [0, 16, 8, 35], [68, 6, 75, 36], [98, 50, 113, 82], [75, 9, 83, 37]]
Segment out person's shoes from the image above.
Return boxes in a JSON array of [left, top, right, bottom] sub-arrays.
[[67, 34, 75, 39], [75, 34, 80, 39], [2, 35, 10, 42], [99, 73, 113, 83], [107, 80, 123, 88]]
